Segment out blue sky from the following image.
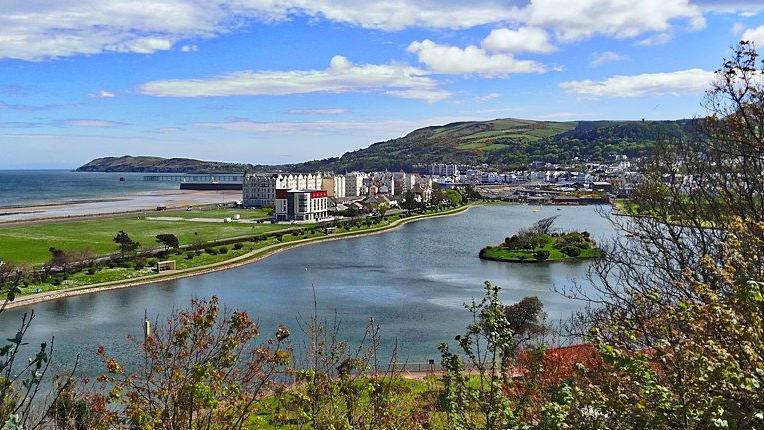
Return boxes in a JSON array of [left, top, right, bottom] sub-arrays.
[[1, 0, 763, 168]]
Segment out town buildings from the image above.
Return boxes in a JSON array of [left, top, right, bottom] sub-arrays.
[[344, 172, 368, 197], [321, 175, 346, 198]]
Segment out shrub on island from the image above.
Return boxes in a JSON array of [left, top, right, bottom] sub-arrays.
[[479, 216, 600, 263]]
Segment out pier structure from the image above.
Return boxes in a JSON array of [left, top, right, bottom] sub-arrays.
[[142, 174, 243, 183]]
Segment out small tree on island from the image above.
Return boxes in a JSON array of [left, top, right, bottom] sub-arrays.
[[155, 233, 179, 252], [113, 230, 140, 257]]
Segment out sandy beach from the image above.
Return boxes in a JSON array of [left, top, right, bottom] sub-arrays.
[[0, 189, 241, 223]]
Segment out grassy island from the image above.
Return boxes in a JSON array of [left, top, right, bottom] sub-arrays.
[[479, 216, 601, 263]]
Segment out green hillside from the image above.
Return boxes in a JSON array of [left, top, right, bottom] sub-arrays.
[[77, 118, 693, 173], [284, 118, 691, 172]]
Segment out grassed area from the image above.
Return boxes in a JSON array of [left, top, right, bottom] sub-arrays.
[[0, 213, 286, 264], [250, 376, 447, 429], [479, 231, 601, 263], [158, 207, 273, 220]]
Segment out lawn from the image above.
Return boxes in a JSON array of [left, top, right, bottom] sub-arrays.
[[0, 214, 286, 264], [158, 207, 273, 220], [479, 231, 601, 263]]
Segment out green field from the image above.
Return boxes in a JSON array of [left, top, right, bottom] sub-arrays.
[[157, 207, 273, 220], [0, 209, 285, 264]]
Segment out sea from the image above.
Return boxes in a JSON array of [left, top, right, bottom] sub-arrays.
[[0, 170, 179, 207]]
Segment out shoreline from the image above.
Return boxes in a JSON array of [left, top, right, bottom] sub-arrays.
[[4, 205, 472, 310], [0, 189, 241, 225]]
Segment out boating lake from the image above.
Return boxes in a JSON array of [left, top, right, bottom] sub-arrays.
[[0, 204, 617, 376]]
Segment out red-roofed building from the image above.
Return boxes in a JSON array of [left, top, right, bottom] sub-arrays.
[[275, 189, 329, 222]]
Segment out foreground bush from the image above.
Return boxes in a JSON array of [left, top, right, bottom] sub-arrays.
[[86, 296, 291, 429]]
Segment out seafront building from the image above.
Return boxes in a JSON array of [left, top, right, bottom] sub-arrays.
[[274, 189, 329, 222], [243, 172, 323, 207]]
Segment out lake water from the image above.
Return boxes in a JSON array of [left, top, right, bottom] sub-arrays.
[[0, 170, 178, 207], [0, 204, 615, 376]]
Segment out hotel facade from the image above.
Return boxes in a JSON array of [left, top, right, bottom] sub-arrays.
[[243, 172, 323, 207], [275, 189, 329, 222]]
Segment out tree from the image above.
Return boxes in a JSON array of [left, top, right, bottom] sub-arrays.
[[376, 202, 389, 218], [438, 282, 564, 429], [155, 233, 179, 251], [113, 231, 139, 257], [0, 259, 76, 430], [401, 190, 420, 212], [88, 296, 291, 429], [563, 42, 764, 429]]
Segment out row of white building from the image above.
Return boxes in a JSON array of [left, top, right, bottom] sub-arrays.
[[243, 171, 428, 208], [242, 171, 432, 222]]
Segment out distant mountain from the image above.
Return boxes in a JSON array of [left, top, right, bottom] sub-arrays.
[[76, 118, 693, 173], [76, 156, 253, 173]]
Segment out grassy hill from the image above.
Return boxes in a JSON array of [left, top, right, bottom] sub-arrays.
[[77, 118, 693, 173], [76, 155, 254, 173], [282, 118, 691, 172]]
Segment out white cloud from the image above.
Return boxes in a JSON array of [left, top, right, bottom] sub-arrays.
[[138, 55, 448, 102], [636, 32, 674, 46], [694, 1, 764, 15], [559, 68, 714, 97], [590, 51, 626, 66], [481, 27, 556, 54], [384, 88, 452, 102], [195, 119, 422, 134], [0, 0, 709, 61], [90, 90, 117, 98], [523, 0, 704, 42], [288, 108, 347, 115], [62, 119, 127, 127], [742, 25, 764, 46], [181, 44, 198, 52], [474, 92, 501, 103], [406, 39, 546, 76], [194, 115, 499, 135]]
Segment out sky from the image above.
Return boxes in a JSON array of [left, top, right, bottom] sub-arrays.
[[1, 1, 764, 169]]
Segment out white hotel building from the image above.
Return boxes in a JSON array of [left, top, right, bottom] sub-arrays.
[[243, 172, 323, 207], [274, 189, 329, 222]]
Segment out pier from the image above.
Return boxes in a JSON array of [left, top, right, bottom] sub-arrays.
[[142, 174, 242, 183]]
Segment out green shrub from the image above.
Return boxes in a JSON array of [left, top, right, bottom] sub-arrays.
[[205, 247, 218, 255], [185, 252, 194, 260], [218, 246, 229, 254], [86, 267, 97, 275], [133, 258, 146, 270], [146, 258, 158, 267], [561, 245, 581, 257], [195, 250, 203, 256], [534, 250, 551, 260], [233, 243, 243, 250]]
